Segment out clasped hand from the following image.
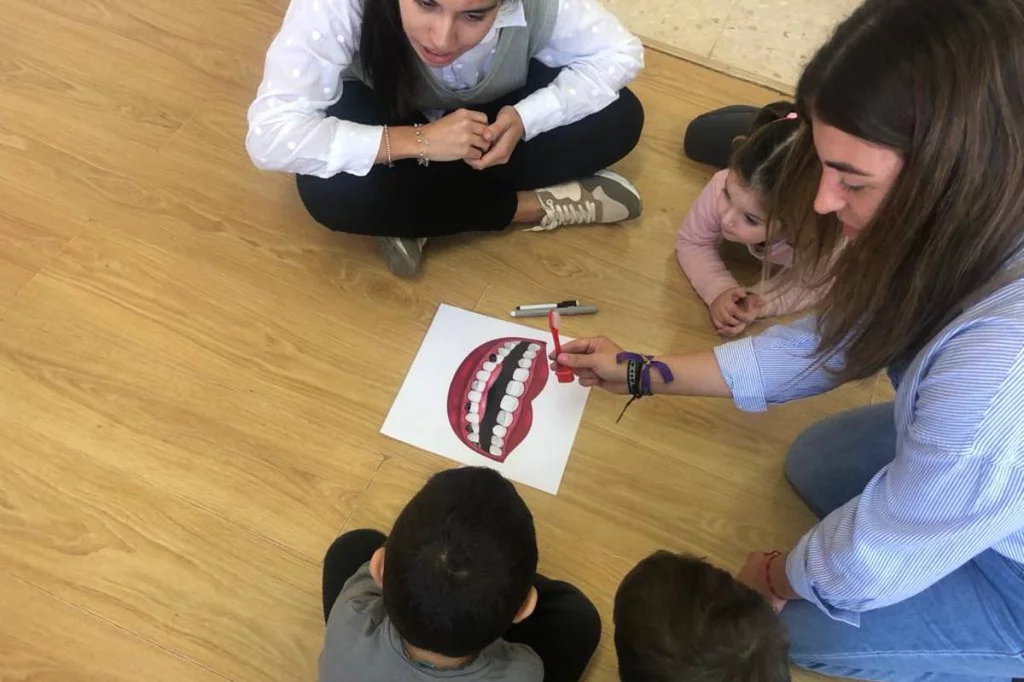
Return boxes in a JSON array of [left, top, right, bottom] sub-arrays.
[[421, 106, 524, 170], [710, 287, 764, 337]]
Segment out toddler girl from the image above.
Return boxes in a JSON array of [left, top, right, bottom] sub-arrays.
[[677, 102, 831, 336]]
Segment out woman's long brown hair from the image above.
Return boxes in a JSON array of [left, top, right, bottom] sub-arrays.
[[360, 0, 421, 122], [769, 0, 1024, 382]]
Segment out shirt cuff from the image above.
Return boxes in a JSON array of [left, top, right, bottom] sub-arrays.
[[513, 87, 563, 141], [713, 338, 769, 412], [786, 534, 861, 627], [330, 122, 384, 177]]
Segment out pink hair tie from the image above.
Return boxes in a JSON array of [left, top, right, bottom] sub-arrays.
[[780, 111, 799, 121]]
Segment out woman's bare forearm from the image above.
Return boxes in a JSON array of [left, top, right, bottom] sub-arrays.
[[645, 350, 732, 397]]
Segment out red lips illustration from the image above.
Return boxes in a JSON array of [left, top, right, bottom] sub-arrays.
[[447, 337, 549, 463]]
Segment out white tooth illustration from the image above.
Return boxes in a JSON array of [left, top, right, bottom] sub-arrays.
[[497, 410, 513, 427], [482, 361, 497, 371], [470, 422, 479, 433], [503, 341, 517, 349], [467, 402, 479, 414], [506, 380, 525, 397], [468, 432, 480, 443], [512, 368, 529, 382], [497, 347, 510, 357], [500, 395, 519, 412], [466, 413, 480, 424], [493, 424, 507, 437], [492, 436, 505, 448], [472, 380, 485, 391], [468, 390, 482, 403], [490, 446, 503, 457], [476, 370, 490, 382], [518, 358, 533, 369], [523, 350, 537, 360], [528, 343, 540, 351]]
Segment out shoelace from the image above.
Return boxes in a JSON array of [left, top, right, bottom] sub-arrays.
[[524, 197, 598, 232]]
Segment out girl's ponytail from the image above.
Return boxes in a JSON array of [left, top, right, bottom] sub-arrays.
[[729, 100, 802, 202]]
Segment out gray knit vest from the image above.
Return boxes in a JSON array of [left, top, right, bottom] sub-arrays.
[[343, 0, 558, 111]]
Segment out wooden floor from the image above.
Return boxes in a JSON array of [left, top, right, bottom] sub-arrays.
[[0, 1, 885, 679]]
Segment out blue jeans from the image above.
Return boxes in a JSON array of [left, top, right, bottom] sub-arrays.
[[781, 403, 1024, 682]]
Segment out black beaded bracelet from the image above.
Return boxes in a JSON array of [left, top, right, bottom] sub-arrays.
[[614, 352, 675, 423], [625, 358, 642, 398]]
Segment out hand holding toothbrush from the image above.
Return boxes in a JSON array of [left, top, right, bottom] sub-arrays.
[[548, 310, 575, 383]]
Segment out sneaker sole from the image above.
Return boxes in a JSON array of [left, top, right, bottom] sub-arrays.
[[375, 238, 421, 278], [593, 169, 642, 218], [593, 169, 638, 201]]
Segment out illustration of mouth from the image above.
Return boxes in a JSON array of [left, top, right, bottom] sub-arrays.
[[447, 338, 549, 463]]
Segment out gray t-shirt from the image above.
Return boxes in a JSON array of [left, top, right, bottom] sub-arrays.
[[318, 564, 544, 682]]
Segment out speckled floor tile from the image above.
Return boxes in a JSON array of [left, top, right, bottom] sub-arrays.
[[601, 0, 737, 58], [708, 0, 861, 87]]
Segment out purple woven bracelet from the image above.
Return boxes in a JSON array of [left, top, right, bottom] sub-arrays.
[[616, 352, 675, 396], [613, 352, 674, 423]]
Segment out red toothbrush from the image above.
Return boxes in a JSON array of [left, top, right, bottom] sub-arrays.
[[548, 310, 574, 383]]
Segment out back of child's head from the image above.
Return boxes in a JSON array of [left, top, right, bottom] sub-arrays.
[[383, 466, 538, 658], [729, 101, 802, 210], [613, 550, 791, 682]]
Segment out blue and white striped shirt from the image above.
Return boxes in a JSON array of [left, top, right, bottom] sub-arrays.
[[714, 277, 1024, 626]]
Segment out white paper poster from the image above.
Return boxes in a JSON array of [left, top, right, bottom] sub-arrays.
[[381, 304, 591, 494]]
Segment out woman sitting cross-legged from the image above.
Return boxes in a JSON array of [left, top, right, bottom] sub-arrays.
[[246, 0, 645, 277]]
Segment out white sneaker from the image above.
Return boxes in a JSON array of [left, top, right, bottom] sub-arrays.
[[375, 237, 428, 278], [529, 170, 642, 231]]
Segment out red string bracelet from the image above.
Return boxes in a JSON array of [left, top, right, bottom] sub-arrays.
[[764, 550, 785, 600]]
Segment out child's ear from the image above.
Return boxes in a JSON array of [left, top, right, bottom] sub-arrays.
[[370, 547, 386, 587], [512, 586, 538, 624]]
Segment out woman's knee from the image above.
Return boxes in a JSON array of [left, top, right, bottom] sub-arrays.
[[545, 579, 603, 650], [784, 403, 898, 518], [324, 529, 387, 565], [783, 419, 833, 499], [779, 600, 849, 673], [296, 172, 377, 235], [296, 173, 339, 230], [613, 87, 645, 155], [783, 414, 861, 518], [572, 586, 603, 651]]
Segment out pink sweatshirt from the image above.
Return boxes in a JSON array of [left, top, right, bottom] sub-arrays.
[[675, 170, 825, 318]]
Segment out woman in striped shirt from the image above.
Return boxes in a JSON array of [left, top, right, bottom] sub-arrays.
[[555, 0, 1024, 679]]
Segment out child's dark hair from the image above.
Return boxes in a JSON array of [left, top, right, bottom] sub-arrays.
[[383, 466, 538, 657], [729, 101, 801, 206], [613, 551, 790, 682]]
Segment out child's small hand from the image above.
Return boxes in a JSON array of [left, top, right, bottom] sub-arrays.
[[738, 292, 765, 319], [710, 288, 759, 337]]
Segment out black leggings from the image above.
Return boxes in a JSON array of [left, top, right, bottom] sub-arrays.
[[682, 104, 760, 168], [297, 63, 644, 239], [323, 530, 602, 682]]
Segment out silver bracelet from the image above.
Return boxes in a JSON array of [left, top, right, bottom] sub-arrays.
[[413, 123, 430, 167], [382, 125, 394, 168]]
